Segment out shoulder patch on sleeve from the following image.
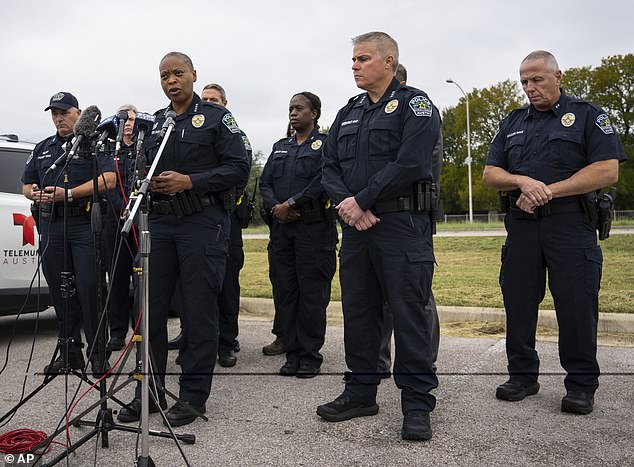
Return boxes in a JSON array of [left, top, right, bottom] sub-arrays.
[[595, 114, 614, 135], [222, 113, 241, 134], [409, 96, 433, 117], [242, 135, 252, 151]]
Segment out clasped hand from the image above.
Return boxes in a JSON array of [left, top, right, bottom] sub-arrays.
[[336, 196, 380, 231], [516, 177, 553, 213]]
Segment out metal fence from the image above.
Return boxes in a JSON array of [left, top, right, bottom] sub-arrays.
[[441, 210, 634, 224]]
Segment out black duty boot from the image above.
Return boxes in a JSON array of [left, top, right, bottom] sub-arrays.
[[496, 379, 540, 402], [402, 411, 432, 441], [561, 391, 594, 415], [218, 349, 237, 368], [263, 337, 285, 356], [117, 397, 168, 423], [296, 361, 321, 379], [279, 360, 299, 376], [44, 348, 85, 374], [316, 393, 379, 422], [164, 401, 206, 427]]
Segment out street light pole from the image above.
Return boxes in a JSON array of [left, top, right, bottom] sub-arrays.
[[446, 78, 473, 223]]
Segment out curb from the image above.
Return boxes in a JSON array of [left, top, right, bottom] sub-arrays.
[[239, 297, 634, 335]]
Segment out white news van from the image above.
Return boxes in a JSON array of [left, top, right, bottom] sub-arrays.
[[0, 135, 52, 314]]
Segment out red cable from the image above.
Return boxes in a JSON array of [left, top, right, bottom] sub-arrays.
[[0, 428, 63, 454], [114, 156, 139, 248]]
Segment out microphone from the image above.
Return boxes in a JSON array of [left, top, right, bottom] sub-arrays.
[[159, 110, 177, 139], [46, 105, 101, 174], [114, 110, 128, 157], [93, 115, 118, 151], [133, 112, 156, 154]]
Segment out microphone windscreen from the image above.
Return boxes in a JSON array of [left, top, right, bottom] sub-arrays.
[[96, 115, 118, 138], [165, 110, 177, 120], [74, 105, 102, 137], [117, 110, 129, 122], [133, 112, 156, 133]]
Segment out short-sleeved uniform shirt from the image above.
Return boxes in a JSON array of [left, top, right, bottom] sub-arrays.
[[487, 91, 628, 183], [22, 133, 115, 193], [260, 127, 328, 210], [322, 77, 440, 210]]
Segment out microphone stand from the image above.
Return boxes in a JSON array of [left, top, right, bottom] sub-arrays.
[[123, 120, 196, 467], [33, 134, 194, 466]]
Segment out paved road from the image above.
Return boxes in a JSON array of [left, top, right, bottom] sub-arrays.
[[0, 310, 632, 466], [244, 226, 634, 239]]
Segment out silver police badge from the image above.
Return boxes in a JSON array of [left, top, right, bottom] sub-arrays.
[[561, 113, 575, 127], [595, 114, 614, 135], [385, 99, 399, 114], [222, 113, 240, 134], [409, 96, 432, 117], [311, 140, 322, 150], [192, 114, 205, 128]]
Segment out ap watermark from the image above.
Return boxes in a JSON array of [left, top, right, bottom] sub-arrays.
[[3, 453, 35, 464]]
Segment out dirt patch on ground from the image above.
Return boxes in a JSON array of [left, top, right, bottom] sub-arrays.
[[242, 308, 634, 348], [441, 321, 634, 347]]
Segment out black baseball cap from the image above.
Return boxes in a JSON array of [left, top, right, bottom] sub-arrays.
[[44, 92, 79, 111]]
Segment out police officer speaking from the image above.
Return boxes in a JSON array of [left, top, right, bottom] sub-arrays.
[[319, 32, 440, 440], [116, 52, 250, 427], [483, 50, 628, 415]]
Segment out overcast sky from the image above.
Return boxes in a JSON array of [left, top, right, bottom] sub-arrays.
[[1, 0, 632, 158]]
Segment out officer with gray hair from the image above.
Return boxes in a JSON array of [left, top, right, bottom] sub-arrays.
[[319, 32, 440, 440]]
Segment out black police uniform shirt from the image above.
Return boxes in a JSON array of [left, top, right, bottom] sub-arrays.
[[260, 127, 328, 210], [147, 93, 250, 196], [322, 77, 440, 209], [22, 133, 116, 196], [487, 90, 628, 183]]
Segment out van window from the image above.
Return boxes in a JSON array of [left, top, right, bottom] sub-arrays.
[[0, 148, 30, 194]]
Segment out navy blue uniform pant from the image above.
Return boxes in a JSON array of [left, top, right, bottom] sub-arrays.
[[269, 220, 337, 366], [40, 215, 101, 357], [218, 216, 244, 352], [378, 292, 440, 373], [267, 240, 283, 339], [340, 212, 437, 414], [104, 212, 136, 340], [500, 211, 602, 393], [140, 206, 228, 406]]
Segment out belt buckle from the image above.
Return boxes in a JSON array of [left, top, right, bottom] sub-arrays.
[[397, 197, 410, 211]]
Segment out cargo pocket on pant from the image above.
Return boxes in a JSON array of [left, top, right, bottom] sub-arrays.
[[204, 244, 227, 293], [318, 246, 337, 281], [584, 246, 603, 297], [401, 251, 434, 303], [499, 245, 508, 288]]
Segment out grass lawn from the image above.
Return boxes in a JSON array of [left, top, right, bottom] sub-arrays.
[[244, 218, 634, 234], [241, 234, 634, 314]]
